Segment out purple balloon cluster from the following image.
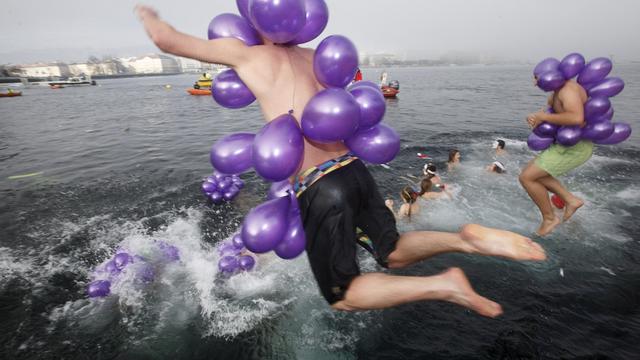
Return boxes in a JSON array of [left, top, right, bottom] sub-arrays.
[[217, 233, 257, 274], [529, 54, 632, 151], [86, 244, 179, 298], [202, 172, 245, 204]]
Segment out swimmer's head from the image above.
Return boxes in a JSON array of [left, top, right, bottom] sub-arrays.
[[491, 161, 506, 174], [448, 149, 460, 163], [493, 139, 506, 150], [419, 178, 434, 195], [401, 186, 418, 203], [423, 163, 437, 176]]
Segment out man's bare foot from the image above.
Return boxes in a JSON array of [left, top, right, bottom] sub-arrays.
[[536, 217, 561, 236], [460, 224, 547, 260], [563, 197, 584, 222], [441, 268, 503, 318]]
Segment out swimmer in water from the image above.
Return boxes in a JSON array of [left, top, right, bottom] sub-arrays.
[[493, 139, 507, 156], [138, 5, 546, 316], [385, 186, 420, 220], [520, 76, 592, 236], [487, 161, 506, 174], [419, 178, 451, 200], [447, 149, 461, 171], [423, 163, 443, 185]]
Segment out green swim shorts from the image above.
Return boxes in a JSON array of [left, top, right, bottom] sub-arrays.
[[535, 140, 594, 177]]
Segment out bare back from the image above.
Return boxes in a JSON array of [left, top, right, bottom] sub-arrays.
[[551, 80, 588, 116]]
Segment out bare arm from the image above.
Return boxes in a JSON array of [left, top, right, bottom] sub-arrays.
[[136, 5, 250, 67], [528, 87, 585, 128]]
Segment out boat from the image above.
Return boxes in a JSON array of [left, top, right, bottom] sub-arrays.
[[48, 76, 96, 87], [0, 90, 22, 97], [187, 88, 212, 96], [381, 79, 400, 98], [50, 84, 64, 89]]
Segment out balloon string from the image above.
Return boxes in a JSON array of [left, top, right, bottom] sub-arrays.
[[285, 48, 297, 116]]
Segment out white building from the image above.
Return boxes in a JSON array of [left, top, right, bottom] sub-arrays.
[[14, 63, 63, 77], [120, 54, 180, 74]]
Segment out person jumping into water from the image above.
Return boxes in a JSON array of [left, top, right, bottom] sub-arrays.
[[520, 78, 593, 236], [137, 5, 545, 317]]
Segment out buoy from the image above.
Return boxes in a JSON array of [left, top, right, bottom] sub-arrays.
[[165, 84, 172, 89], [551, 194, 565, 209]]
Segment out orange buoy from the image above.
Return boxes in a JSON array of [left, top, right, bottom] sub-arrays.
[[551, 194, 565, 209]]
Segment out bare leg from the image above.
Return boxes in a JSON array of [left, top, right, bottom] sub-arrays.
[[537, 176, 584, 221], [332, 268, 503, 318], [386, 224, 546, 269], [519, 161, 560, 236]]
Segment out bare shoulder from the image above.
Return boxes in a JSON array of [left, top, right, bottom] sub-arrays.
[[559, 80, 586, 98]]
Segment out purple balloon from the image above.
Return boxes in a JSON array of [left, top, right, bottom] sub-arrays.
[[231, 233, 245, 249], [559, 53, 585, 79], [136, 262, 155, 283], [301, 88, 361, 143], [249, 0, 306, 44], [242, 196, 291, 253], [202, 181, 217, 194], [313, 35, 359, 88], [223, 185, 240, 201], [584, 97, 611, 122], [593, 122, 632, 145], [556, 126, 583, 146], [345, 123, 400, 164], [218, 179, 232, 191], [533, 122, 559, 138], [209, 192, 224, 204], [253, 114, 304, 181], [349, 86, 386, 129], [210, 133, 256, 175], [274, 213, 306, 259], [212, 69, 256, 109], [219, 256, 239, 273], [219, 242, 242, 256], [533, 58, 560, 78], [207, 13, 262, 46], [268, 180, 293, 200], [87, 280, 111, 298], [236, 0, 251, 20], [588, 77, 625, 98], [527, 133, 554, 151], [159, 244, 180, 262], [578, 57, 612, 85], [348, 80, 381, 92], [104, 260, 120, 275], [238, 255, 256, 271], [537, 70, 566, 92], [114, 253, 132, 270], [581, 121, 615, 141], [287, 0, 329, 45]]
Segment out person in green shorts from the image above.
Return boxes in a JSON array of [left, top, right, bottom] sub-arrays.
[[520, 79, 593, 236]]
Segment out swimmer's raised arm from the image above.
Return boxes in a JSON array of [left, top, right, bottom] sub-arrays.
[[136, 5, 250, 67], [527, 84, 585, 128]]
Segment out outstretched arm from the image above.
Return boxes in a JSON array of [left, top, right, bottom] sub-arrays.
[[136, 5, 251, 67]]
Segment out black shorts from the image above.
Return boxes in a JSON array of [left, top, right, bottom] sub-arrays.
[[297, 158, 399, 305]]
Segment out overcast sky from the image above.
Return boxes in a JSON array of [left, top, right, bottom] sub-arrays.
[[1, 0, 639, 64]]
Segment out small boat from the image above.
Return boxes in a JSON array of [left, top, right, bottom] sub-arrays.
[[381, 86, 399, 98], [48, 76, 96, 87], [0, 90, 22, 97], [187, 88, 212, 96], [50, 84, 64, 89]]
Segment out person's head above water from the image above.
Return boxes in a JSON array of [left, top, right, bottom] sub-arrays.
[[489, 161, 506, 174], [419, 178, 434, 195], [401, 186, 418, 204], [423, 163, 437, 177], [448, 149, 460, 164], [493, 139, 506, 150]]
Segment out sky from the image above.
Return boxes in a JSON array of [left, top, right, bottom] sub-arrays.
[[1, 0, 639, 64]]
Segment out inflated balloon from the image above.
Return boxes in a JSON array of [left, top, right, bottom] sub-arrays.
[[219, 242, 242, 256], [533, 58, 560, 78], [588, 77, 625, 98], [584, 97, 611, 122], [232, 176, 245, 189], [345, 123, 400, 164], [348, 81, 381, 92], [238, 255, 256, 271], [313, 35, 359, 88], [136, 262, 155, 283], [301, 88, 360, 143], [593, 122, 632, 145], [527, 133, 554, 151], [236, 0, 251, 21], [253, 114, 304, 181], [158, 242, 180, 262], [551, 194, 565, 209], [209, 192, 223, 204], [274, 213, 306, 259], [559, 53, 585, 79], [288, 0, 329, 45], [114, 253, 132, 270], [556, 126, 582, 146], [581, 121, 614, 141], [218, 179, 232, 191], [210, 133, 255, 175], [207, 13, 262, 46], [533, 122, 559, 138], [218, 256, 239, 273], [212, 69, 256, 109], [350, 86, 386, 129], [104, 260, 119, 275], [223, 186, 240, 201], [87, 280, 111, 298], [202, 181, 217, 194], [537, 70, 565, 92], [268, 180, 293, 200], [578, 57, 612, 86], [242, 196, 291, 253], [231, 233, 245, 249], [249, 0, 306, 44]]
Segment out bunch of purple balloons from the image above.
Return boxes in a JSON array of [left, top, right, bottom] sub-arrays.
[[528, 53, 632, 151], [204, 0, 402, 262], [86, 242, 179, 298], [201, 171, 244, 204], [217, 233, 257, 274]]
